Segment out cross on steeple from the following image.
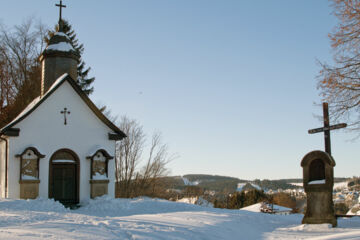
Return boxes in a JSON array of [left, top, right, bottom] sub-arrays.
[[55, 0, 66, 24], [60, 107, 70, 125]]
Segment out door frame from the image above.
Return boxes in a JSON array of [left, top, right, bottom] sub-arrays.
[[49, 148, 80, 204]]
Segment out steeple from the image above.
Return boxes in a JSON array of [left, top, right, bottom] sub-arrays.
[[39, 1, 79, 96]]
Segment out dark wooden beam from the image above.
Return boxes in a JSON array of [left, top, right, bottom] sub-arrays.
[[3, 128, 20, 137], [108, 133, 124, 141]]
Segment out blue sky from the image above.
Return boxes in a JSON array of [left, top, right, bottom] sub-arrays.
[[1, 1, 359, 179]]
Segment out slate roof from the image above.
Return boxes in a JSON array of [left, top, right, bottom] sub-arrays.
[[0, 73, 126, 140]]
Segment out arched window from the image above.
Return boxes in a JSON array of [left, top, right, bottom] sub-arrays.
[[16, 147, 45, 199], [87, 149, 113, 198], [87, 149, 113, 180], [16, 147, 45, 181]]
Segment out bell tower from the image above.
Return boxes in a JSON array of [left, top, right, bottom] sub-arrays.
[[39, 1, 79, 96]]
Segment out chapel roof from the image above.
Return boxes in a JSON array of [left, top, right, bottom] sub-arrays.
[[0, 74, 126, 140], [39, 25, 80, 62]]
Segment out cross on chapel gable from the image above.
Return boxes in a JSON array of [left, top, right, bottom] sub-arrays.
[[60, 107, 70, 125]]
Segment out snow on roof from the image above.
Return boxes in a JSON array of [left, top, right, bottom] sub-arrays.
[[87, 145, 104, 157], [240, 203, 263, 212], [240, 202, 292, 213], [0, 96, 41, 132], [0, 74, 68, 132], [237, 182, 262, 192], [54, 32, 69, 39], [1, 73, 125, 137], [46, 42, 74, 52], [237, 183, 246, 192], [47, 73, 68, 92]]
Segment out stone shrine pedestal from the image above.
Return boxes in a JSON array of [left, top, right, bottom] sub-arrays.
[[301, 150, 337, 227]]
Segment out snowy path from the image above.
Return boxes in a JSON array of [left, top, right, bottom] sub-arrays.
[[0, 197, 359, 240]]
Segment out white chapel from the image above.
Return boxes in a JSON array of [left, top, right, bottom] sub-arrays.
[[0, 16, 125, 204]]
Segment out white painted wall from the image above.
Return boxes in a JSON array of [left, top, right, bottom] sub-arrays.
[[0, 138, 7, 198], [7, 80, 116, 202]]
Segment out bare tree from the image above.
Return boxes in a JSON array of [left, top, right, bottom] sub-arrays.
[[318, 0, 360, 130], [0, 18, 47, 128], [115, 116, 174, 198], [116, 117, 145, 197], [134, 132, 172, 196]]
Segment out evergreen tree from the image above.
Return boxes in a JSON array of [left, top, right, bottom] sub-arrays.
[[46, 19, 95, 95]]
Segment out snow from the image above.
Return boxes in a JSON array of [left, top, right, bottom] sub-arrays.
[[54, 32, 69, 38], [240, 203, 292, 213], [290, 182, 303, 187], [46, 42, 74, 52], [52, 159, 76, 163], [0, 196, 360, 239], [92, 172, 108, 180], [176, 197, 213, 207], [309, 179, 326, 185], [347, 204, 360, 215], [334, 181, 348, 189], [21, 175, 38, 180], [241, 202, 263, 212], [237, 182, 262, 192], [47, 73, 68, 93], [87, 146, 104, 157], [182, 177, 200, 186]]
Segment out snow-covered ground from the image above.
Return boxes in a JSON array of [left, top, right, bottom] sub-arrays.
[[176, 196, 214, 207], [0, 197, 360, 240]]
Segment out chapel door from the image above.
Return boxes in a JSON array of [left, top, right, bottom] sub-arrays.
[[49, 149, 79, 205], [53, 164, 76, 204]]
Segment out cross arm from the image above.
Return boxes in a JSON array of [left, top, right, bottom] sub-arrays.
[[308, 123, 347, 134]]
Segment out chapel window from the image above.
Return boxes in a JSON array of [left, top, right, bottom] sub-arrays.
[[16, 147, 45, 180], [87, 149, 113, 180]]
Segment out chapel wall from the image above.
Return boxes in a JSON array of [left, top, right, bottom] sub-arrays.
[[7, 139, 20, 199], [0, 139, 7, 198], [8, 81, 115, 202]]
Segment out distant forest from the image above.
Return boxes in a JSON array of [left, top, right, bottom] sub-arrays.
[[158, 174, 350, 193]]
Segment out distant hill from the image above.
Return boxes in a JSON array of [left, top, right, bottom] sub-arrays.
[[183, 174, 247, 192], [157, 174, 351, 193]]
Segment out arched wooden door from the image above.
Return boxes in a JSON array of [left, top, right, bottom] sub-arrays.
[[49, 149, 79, 204]]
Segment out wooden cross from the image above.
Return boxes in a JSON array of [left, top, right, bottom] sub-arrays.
[[308, 102, 347, 155], [60, 107, 70, 125], [55, 0, 66, 23]]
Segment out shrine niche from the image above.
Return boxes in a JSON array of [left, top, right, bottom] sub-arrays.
[[301, 150, 337, 227], [309, 159, 325, 182], [15, 147, 45, 199], [87, 149, 113, 198]]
